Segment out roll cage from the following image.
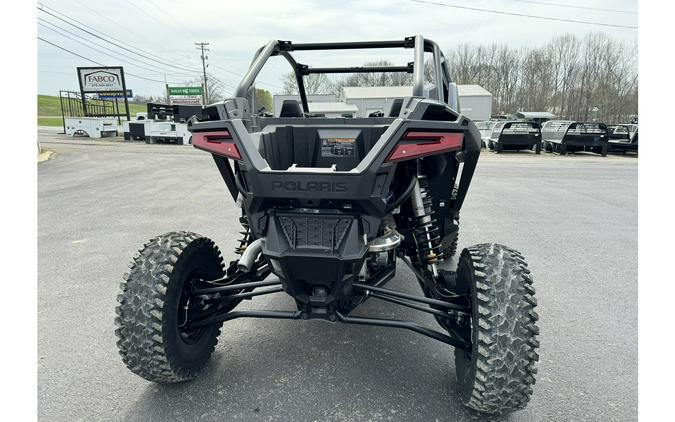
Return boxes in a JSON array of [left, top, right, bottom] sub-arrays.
[[234, 35, 459, 113]]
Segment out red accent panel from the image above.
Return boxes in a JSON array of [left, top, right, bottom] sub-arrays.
[[192, 130, 242, 160], [386, 131, 464, 162]]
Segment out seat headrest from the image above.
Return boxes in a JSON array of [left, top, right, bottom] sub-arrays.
[[388, 99, 404, 117], [279, 100, 304, 118]]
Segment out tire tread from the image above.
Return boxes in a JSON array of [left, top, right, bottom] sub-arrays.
[[114, 231, 223, 383], [456, 243, 540, 414]]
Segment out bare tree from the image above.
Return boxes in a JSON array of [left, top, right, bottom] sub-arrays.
[[281, 73, 335, 95], [179, 75, 229, 104], [443, 31, 637, 122]]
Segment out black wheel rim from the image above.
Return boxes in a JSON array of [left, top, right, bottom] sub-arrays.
[[177, 272, 211, 345]]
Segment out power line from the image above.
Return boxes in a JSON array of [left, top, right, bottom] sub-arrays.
[[42, 0, 201, 72], [38, 20, 195, 78], [69, 0, 153, 43], [38, 36, 177, 84], [209, 62, 284, 91], [512, 0, 636, 14], [409, 0, 638, 29], [37, 3, 202, 73], [39, 37, 103, 65], [39, 2, 283, 93], [144, 0, 202, 40]]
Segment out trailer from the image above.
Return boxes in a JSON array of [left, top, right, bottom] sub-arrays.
[[122, 103, 201, 144], [541, 120, 609, 156], [59, 90, 124, 139], [474, 120, 498, 148], [64, 117, 118, 139], [487, 120, 542, 154], [144, 121, 191, 145], [607, 124, 638, 153]]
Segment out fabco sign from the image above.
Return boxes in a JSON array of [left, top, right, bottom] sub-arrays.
[[78, 67, 126, 93], [76, 66, 130, 120]]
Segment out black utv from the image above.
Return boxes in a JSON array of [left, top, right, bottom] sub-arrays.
[[114, 36, 539, 415]]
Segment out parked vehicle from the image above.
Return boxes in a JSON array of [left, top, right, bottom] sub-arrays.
[[475, 120, 498, 148], [114, 36, 540, 415], [607, 124, 638, 153], [64, 117, 117, 139], [487, 120, 542, 154], [541, 120, 609, 156], [123, 103, 199, 144]]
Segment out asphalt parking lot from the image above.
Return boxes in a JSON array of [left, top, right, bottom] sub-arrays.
[[38, 128, 637, 422]]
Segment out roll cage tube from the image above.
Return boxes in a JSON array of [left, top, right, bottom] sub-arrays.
[[234, 35, 457, 113]]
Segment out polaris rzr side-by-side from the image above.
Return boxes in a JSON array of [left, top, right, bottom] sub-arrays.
[[114, 36, 539, 415]]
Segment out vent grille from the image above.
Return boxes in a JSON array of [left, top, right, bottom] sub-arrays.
[[279, 215, 352, 250]]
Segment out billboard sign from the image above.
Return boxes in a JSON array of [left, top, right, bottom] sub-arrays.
[[170, 97, 202, 105], [78, 67, 126, 93], [97, 90, 133, 100], [168, 86, 203, 96]]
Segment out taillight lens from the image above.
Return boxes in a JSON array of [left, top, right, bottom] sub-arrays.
[[192, 130, 242, 160], [386, 131, 463, 162]]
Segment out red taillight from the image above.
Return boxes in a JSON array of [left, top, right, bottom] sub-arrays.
[[386, 131, 464, 162], [192, 130, 242, 160]]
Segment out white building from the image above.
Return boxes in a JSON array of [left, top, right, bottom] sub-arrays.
[[342, 86, 412, 118], [456, 85, 493, 121], [342, 84, 493, 121], [307, 102, 358, 118]]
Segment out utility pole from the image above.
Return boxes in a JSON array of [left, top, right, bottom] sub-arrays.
[[195, 42, 210, 104]]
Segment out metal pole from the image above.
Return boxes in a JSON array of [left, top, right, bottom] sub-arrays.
[[195, 42, 210, 104], [412, 34, 425, 97], [59, 90, 66, 134], [115, 97, 120, 125]]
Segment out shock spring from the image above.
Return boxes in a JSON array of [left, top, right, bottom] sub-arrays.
[[410, 174, 444, 276]]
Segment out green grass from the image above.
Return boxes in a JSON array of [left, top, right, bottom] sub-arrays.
[[37, 95, 147, 124], [38, 117, 65, 127]]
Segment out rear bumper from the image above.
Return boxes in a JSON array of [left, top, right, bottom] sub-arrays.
[[262, 212, 368, 317]]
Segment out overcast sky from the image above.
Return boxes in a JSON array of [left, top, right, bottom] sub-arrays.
[[37, 0, 638, 98]]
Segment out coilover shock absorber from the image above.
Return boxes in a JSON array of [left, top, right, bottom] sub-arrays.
[[410, 168, 444, 277], [234, 211, 251, 255]]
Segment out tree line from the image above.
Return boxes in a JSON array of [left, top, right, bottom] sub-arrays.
[[280, 32, 637, 123], [446, 32, 638, 123]]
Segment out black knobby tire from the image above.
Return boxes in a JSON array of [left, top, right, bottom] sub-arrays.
[[454, 243, 539, 414], [115, 231, 225, 383]]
